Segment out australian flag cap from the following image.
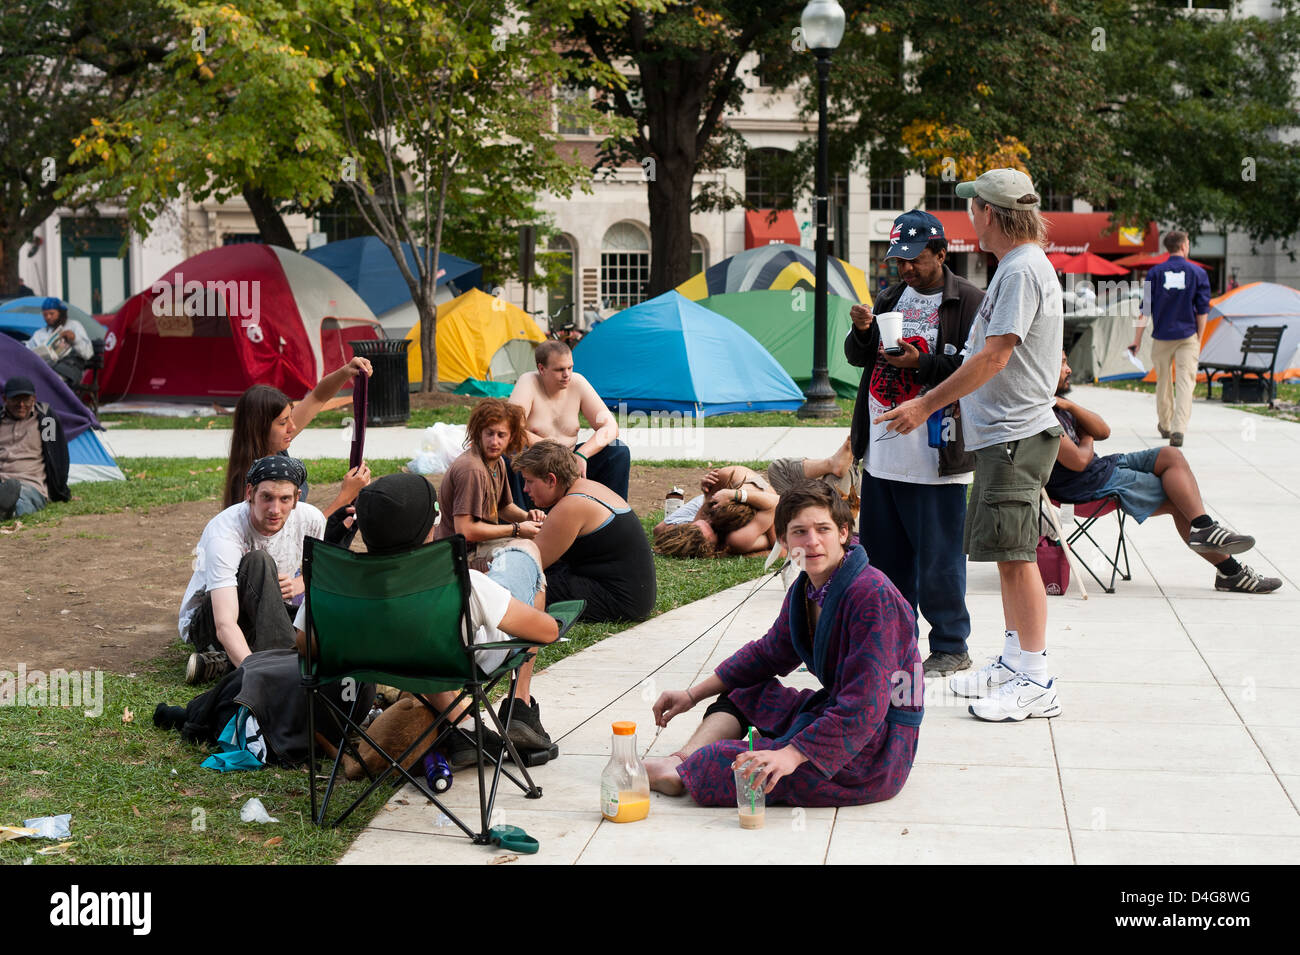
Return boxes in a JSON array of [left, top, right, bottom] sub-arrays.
[[886, 210, 945, 260]]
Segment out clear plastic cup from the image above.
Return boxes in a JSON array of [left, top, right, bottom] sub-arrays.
[[734, 763, 766, 829]]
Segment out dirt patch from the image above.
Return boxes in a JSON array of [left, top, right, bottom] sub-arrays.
[[0, 467, 717, 675], [408, 390, 480, 413]]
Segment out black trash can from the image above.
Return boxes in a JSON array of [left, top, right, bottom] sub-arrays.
[[350, 339, 411, 426]]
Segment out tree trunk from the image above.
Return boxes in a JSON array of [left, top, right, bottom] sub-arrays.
[[242, 185, 297, 250], [0, 232, 21, 297], [419, 298, 438, 393], [646, 157, 696, 296], [642, 56, 706, 296]]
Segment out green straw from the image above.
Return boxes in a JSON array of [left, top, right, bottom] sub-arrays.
[[747, 727, 755, 813]]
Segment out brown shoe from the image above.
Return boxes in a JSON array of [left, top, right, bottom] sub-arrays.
[[1158, 426, 1171, 439], [1170, 433, 1184, 447]]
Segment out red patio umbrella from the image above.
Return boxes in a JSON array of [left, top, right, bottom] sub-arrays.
[[1058, 251, 1129, 276], [1112, 250, 1209, 270], [1046, 252, 1073, 271]]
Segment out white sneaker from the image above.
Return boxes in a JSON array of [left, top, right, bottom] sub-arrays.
[[968, 674, 1062, 722], [948, 656, 1017, 699]]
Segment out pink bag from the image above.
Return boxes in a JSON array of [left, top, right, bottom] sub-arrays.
[[1036, 536, 1070, 596]]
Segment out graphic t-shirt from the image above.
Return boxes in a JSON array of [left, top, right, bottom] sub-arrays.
[[865, 285, 971, 485]]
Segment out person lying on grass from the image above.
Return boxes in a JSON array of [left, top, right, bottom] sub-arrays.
[[644, 481, 922, 807]]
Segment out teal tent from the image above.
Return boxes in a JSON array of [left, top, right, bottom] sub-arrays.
[[573, 291, 804, 416]]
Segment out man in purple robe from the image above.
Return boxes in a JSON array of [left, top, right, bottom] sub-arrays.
[[644, 482, 923, 807]]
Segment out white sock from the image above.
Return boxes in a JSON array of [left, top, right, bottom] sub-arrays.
[[1018, 648, 1050, 685], [1001, 630, 1021, 670]]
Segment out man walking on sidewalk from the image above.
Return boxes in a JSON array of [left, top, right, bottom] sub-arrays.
[[1130, 231, 1211, 447]]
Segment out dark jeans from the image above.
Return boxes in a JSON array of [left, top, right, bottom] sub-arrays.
[[186, 551, 297, 656], [859, 472, 971, 655], [508, 438, 632, 507], [49, 354, 86, 388]]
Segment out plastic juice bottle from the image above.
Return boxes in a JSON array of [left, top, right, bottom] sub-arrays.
[[600, 721, 650, 823]]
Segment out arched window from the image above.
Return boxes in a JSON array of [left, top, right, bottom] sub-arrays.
[[600, 222, 651, 310], [690, 235, 707, 276]]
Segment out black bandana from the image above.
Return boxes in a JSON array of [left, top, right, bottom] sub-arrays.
[[246, 454, 307, 489]]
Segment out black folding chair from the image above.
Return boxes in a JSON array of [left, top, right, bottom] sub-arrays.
[[300, 535, 583, 839], [1200, 324, 1288, 406]]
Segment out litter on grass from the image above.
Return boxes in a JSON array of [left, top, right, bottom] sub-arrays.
[[239, 798, 279, 824], [23, 815, 72, 839]]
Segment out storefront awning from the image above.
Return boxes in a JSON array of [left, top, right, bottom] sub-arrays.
[[745, 209, 801, 249], [931, 212, 979, 254], [1044, 213, 1157, 256]]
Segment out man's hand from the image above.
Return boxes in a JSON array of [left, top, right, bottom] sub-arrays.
[[526, 508, 547, 524], [701, 469, 723, 495], [278, 573, 304, 602], [882, 338, 921, 369], [733, 745, 806, 794], [61, 329, 76, 343], [652, 689, 696, 727], [516, 520, 543, 539], [874, 397, 929, 435], [573, 452, 588, 479], [849, 304, 874, 332]]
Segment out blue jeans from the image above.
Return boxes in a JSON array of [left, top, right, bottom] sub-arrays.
[[859, 472, 971, 655], [15, 483, 48, 517]]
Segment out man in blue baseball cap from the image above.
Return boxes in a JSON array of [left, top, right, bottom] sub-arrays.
[[25, 297, 93, 386], [844, 209, 985, 677]]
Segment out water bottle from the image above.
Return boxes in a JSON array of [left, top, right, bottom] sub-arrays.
[[423, 751, 453, 794], [926, 407, 947, 449]]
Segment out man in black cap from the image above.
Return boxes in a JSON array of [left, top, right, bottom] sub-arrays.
[[178, 455, 327, 684], [845, 209, 984, 677], [1, 376, 69, 520], [331, 472, 561, 764]]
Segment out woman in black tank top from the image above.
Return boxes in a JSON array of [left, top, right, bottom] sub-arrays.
[[513, 441, 656, 622]]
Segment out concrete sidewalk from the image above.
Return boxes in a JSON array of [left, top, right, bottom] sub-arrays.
[[328, 386, 1300, 864]]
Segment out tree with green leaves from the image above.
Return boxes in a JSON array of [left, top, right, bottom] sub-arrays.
[[0, 0, 169, 295]]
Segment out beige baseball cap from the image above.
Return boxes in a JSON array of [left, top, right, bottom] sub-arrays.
[[955, 168, 1041, 209]]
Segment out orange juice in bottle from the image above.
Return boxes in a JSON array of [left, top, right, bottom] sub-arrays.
[[600, 721, 650, 823]]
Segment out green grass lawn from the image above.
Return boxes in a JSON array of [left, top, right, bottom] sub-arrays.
[[1093, 378, 1300, 422], [100, 397, 854, 430], [1, 460, 769, 864]]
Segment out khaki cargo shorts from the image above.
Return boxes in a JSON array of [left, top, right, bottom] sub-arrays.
[[963, 426, 1063, 563]]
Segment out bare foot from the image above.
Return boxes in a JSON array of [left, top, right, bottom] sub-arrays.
[[828, 437, 853, 479], [644, 756, 685, 796]]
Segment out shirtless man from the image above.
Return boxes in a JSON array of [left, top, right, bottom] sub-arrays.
[[508, 340, 630, 501]]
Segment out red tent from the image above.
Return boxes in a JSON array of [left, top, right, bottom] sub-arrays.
[[1059, 251, 1129, 276], [101, 244, 382, 402]]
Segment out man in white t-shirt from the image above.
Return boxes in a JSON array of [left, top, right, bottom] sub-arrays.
[[179, 455, 324, 685], [845, 210, 985, 677], [876, 169, 1065, 723]]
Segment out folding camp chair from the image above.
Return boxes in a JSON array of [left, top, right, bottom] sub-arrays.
[[300, 535, 584, 840], [1042, 494, 1131, 594]]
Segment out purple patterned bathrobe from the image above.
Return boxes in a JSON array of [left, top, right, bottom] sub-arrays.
[[677, 545, 923, 807]]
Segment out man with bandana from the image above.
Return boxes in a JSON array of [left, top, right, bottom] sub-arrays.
[[178, 455, 326, 684]]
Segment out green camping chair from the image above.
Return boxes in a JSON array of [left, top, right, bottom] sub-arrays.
[[300, 535, 584, 839]]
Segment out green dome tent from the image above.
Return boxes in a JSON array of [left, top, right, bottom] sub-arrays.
[[698, 290, 863, 399]]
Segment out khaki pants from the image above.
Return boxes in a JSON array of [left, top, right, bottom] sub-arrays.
[[1151, 334, 1200, 435]]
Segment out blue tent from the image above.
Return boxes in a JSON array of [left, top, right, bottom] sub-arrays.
[[302, 237, 483, 318], [0, 297, 105, 343], [0, 334, 124, 484], [574, 291, 805, 416]]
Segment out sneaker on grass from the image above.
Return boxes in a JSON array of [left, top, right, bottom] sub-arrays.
[[1188, 522, 1255, 555], [948, 656, 1017, 699], [1215, 564, 1282, 594], [969, 674, 1062, 722], [185, 650, 232, 685]]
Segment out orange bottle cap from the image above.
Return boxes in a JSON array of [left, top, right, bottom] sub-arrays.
[[611, 721, 636, 735]]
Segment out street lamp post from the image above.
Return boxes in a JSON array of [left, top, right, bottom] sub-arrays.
[[797, 0, 846, 419]]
